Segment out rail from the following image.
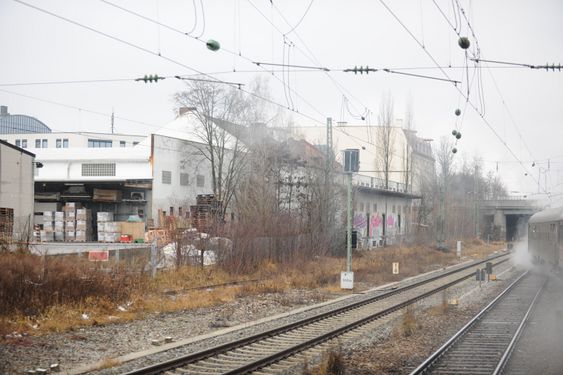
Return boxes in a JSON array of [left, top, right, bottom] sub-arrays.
[[124, 252, 510, 375]]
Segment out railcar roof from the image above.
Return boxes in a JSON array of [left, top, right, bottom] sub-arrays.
[[529, 206, 563, 224]]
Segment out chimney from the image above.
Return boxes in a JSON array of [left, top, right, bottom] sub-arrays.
[[178, 107, 197, 116], [0, 106, 7, 116]]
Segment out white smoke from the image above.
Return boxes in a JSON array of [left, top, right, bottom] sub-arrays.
[[511, 238, 533, 268]]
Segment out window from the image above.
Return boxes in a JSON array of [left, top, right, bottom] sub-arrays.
[[42, 139, 48, 148], [35, 139, 41, 148], [15, 139, 21, 147], [196, 175, 205, 187], [120, 141, 126, 147], [170, 207, 174, 216], [133, 141, 139, 146], [56, 139, 62, 148], [180, 173, 189, 186], [63, 139, 69, 148], [162, 170, 172, 184], [373, 203, 377, 212], [22, 139, 27, 148], [81, 163, 116, 176], [88, 139, 112, 148], [178, 207, 183, 217]]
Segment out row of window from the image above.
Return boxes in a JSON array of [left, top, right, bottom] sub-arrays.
[[12, 138, 69, 149], [356, 202, 410, 214], [162, 171, 205, 187], [87, 139, 139, 148]]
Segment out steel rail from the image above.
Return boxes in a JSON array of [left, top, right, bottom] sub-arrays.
[[409, 271, 544, 375], [125, 252, 510, 375], [492, 276, 547, 375]]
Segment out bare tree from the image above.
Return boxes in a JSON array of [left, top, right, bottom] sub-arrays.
[[174, 80, 268, 220], [377, 94, 395, 189]]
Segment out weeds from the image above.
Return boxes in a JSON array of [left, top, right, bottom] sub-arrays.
[[0, 240, 502, 337], [401, 305, 420, 337], [304, 348, 346, 375]]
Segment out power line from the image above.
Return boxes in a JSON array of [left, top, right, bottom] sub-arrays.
[[377, 0, 549, 198], [471, 58, 562, 71], [97, 0, 328, 120], [0, 88, 161, 129], [11, 0, 326, 126]]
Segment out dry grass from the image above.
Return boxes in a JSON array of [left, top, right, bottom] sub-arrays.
[[0, 240, 504, 337], [401, 305, 421, 337], [95, 357, 121, 370]]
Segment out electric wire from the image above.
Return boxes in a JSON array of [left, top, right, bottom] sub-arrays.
[[98, 0, 328, 119], [377, 0, 549, 198], [11, 0, 326, 126]]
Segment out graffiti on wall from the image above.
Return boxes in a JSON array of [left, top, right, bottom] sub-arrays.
[[354, 214, 367, 229]]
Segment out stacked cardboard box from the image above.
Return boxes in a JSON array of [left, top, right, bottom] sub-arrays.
[[41, 211, 54, 242], [54, 211, 65, 241], [97, 212, 120, 242], [76, 208, 92, 242], [63, 202, 81, 241]]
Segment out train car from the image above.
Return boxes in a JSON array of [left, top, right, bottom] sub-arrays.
[[528, 207, 563, 270]]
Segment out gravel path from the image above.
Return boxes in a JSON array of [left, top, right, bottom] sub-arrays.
[[503, 272, 563, 375]]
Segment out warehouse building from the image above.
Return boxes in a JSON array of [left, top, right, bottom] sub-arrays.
[[0, 139, 35, 243]]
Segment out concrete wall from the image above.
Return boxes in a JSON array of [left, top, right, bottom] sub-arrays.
[[33, 147, 151, 182], [291, 125, 411, 186], [0, 142, 35, 238], [151, 134, 220, 226], [354, 189, 412, 247]]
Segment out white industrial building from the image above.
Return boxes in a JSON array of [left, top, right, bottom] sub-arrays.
[[2, 112, 226, 241], [0, 139, 35, 240], [290, 122, 435, 246]]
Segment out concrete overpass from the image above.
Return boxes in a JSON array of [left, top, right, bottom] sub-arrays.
[[479, 198, 543, 241]]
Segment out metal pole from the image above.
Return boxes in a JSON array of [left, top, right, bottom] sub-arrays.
[[346, 172, 353, 272]]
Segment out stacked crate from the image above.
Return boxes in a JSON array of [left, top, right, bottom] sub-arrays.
[[41, 211, 54, 242], [54, 211, 65, 242], [190, 194, 222, 233], [63, 203, 79, 241], [97, 212, 120, 242], [76, 208, 92, 242], [0, 207, 14, 243]]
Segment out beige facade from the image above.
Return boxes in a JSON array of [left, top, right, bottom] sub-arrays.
[[0, 140, 35, 238]]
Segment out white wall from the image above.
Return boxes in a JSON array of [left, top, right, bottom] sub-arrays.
[[151, 134, 216, 225], [291, 125, 410, 185], [2, 132, 146, 150], [33, 147, 151, 182], [0, 142, 34, 238]]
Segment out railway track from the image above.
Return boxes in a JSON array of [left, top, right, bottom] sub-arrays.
[[410, 270, 546, 375], [119, 253, 511, 375]]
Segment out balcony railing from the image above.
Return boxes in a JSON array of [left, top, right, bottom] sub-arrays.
[[353, 173, 411, 194]]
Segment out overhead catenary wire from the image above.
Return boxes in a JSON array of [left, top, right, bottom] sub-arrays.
[[11, 0, 327, 126], [377, 0, 550, 198], [97, 0, 328, 119]]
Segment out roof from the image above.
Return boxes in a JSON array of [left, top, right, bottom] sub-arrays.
[[0, 139, 36, 158], [528, 206, 563, 224], [0, 113, 51, 134]]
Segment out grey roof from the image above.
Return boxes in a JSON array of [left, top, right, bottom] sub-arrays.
[[0, 113, 51, 134], [528, 207, 563, 224]]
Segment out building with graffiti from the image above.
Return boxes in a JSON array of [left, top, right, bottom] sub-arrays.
[[291, 121, 434, 247]]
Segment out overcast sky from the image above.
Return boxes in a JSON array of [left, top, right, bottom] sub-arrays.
[[1, 0, 562, 203]]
